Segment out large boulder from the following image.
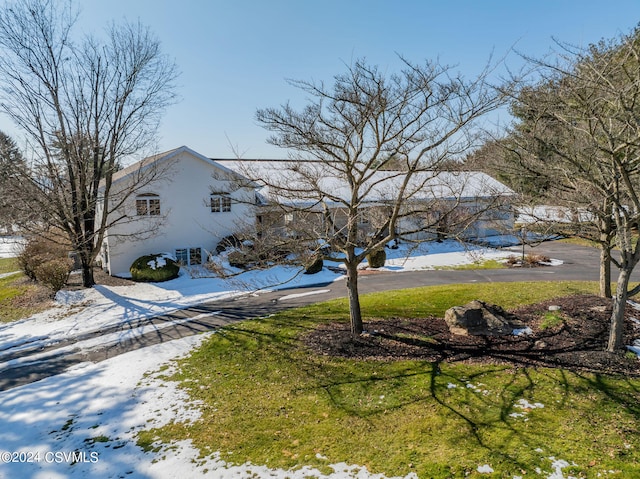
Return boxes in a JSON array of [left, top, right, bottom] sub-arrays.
[[444, 300, 515, 336]]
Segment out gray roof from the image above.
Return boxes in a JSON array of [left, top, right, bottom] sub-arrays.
[[216, 159, 514, 207]]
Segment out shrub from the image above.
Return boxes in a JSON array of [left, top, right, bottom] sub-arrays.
[[215, 235, 242, 254], [227, 250, 251, 269], [17, 238, 50, 281], [366, 248, 386, 268], [506, 254, 552, 267], [304, 256, 323, 275], [505, 255, 519, 266], [130, 254, 180, 282], [525, 253, 551, 265], [34, 257, 74, 294], [17, 236, 73, 290]]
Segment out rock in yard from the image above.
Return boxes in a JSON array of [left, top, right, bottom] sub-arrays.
[[444, 300, 516, 336]]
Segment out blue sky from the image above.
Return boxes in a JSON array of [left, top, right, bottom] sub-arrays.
[[4, 1, 640, 158]]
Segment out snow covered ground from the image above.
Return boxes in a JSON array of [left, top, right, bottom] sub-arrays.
[[0, 236, 23, 259], [0, 239, 576, 479]]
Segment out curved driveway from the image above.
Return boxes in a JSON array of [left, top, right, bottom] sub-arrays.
[[0, 241, 634, 390], [269, 241, 627, 306]]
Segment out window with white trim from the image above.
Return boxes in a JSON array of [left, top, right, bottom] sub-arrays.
[[210, 194, 232, 213], [136, 193, 161, 216], [175, 247, 202, 266]]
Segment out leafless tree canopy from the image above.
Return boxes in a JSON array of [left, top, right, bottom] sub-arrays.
[[499, 28, 640, 351], [0, 0, 178, 286], [252, 57, 508, 336]]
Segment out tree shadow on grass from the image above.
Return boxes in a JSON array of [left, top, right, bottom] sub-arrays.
[[165, 303, 640, 477], [293, 315, 640, 475]]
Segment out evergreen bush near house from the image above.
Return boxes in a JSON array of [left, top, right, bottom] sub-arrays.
[[130, 254, 180, 282], [304, 256, 323, 274], [366, 248, 386, 268]]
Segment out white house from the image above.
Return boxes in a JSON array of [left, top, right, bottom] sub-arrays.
[[97, 149, 514, 277], [98, 146, 256, 276]]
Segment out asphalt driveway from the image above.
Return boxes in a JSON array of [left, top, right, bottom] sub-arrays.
[[0, 240, 633, 390]]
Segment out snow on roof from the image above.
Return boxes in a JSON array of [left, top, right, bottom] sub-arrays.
[[106, 146, 250, 187], [216, 159, 513, 207]]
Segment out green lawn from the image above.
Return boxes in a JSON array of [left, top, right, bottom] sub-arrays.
[[0, 257, 19, 275], [140, 280, 640, 478], [0, 260, 50, 322], [433, 258, 507, 270]]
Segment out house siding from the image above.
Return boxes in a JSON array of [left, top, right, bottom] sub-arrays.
[[101, 149, 255, 276]]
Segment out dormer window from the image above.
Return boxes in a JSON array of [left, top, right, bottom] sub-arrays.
[[210, 194, 232, 213], [136, 193, 161, 216]]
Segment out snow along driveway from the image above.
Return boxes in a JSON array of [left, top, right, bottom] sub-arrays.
[[0, 240, 515, 390], [0, 239, 572, 479]]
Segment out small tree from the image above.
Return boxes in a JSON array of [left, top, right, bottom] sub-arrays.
[[253, 58, 507, 336], [467, 134, 615, 298]]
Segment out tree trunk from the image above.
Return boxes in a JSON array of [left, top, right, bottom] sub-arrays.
[[607, 267, 631, 352], [345, 261, 363, 336], [80, 250, 95, 288], [599, 243, 612, 298], [598, 205, 613, 299]]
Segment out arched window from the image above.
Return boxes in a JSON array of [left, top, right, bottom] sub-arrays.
[[136, 193, 160, 216]]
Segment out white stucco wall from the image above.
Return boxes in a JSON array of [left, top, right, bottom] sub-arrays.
[[101, 149, 255, 275]]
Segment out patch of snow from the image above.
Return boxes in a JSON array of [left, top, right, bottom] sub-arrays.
[[626, 339, 640, 358], [0, 236, 24, 258], [628, 300, 640, 311], [513, 327, 533, 336], [147, 252, 176, 270], [545, 458, 576, 479], [509, 398, 545, 421], [378, 240, 511, 271], [514, 399, 545, 410], [0, 335, 208, 479], [540, 259, 564, 266], [0, 271, 19, 279], [477, 464, 494, 473], [278, 289, 331, 301]]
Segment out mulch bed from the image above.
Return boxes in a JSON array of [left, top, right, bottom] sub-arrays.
[[65, 267, 135, 290], [304, 295, 640, 377]]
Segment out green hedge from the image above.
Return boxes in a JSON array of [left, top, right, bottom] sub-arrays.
[[366, 248, 386, 268], [130, 254, 180, 282], [304, 256, 323, 274]]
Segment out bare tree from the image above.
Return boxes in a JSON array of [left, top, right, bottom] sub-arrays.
[[468, 131, 615, 299], [0, 0, 178, 286], [250, 58, 508, 336], [507, 28, 640, 351]]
